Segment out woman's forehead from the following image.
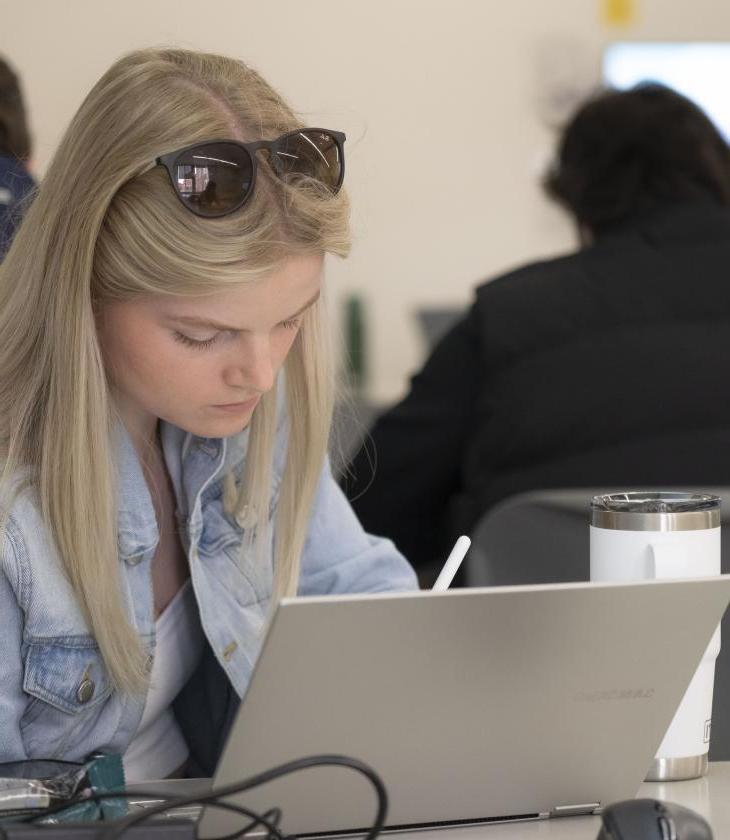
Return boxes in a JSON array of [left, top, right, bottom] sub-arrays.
[[143, 253, 324, 326]]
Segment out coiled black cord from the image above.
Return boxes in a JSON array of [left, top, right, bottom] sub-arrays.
[[8, 754, 387, 840]]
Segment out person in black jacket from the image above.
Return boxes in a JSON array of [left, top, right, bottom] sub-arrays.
[[341, 83, 730, 580]]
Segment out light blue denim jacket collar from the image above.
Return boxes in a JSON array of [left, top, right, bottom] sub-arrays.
[[114, 423, 158, 562], [114, 420, 249, 560]]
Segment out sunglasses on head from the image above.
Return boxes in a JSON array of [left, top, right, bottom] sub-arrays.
[[155, 128, 346, 218]]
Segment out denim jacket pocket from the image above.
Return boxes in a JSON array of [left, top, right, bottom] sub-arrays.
[[20, 636, 113, 758]]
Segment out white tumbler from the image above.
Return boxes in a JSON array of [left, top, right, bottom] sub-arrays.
[[590, 491, 721, 782]]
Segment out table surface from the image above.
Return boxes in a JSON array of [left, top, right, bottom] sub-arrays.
[[131, 764, 730, 837], [406, 762, 730, 839]]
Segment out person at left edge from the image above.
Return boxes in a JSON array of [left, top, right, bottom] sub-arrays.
[[0, 56, 35, 258], [0, 48, 417, 781]]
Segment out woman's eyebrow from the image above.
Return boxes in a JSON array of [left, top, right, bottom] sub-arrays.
[[168, 291, 321, 331]]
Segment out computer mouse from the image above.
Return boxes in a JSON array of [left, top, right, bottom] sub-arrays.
[[597, 799, 712, 840]]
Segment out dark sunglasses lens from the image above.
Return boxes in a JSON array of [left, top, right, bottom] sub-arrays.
[[171, 143, 253, 217], [272, 130, 343, 192]]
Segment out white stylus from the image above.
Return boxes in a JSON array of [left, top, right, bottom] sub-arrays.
[[431, 535, 471, 591]]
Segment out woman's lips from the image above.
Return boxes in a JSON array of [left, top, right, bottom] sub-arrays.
[[211, 396, 260, 413]]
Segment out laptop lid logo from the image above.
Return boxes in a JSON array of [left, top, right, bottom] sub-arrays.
[[575, 688, 655, 702]]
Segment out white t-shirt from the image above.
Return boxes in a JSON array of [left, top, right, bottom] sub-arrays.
[[123, 580, 204, 782]]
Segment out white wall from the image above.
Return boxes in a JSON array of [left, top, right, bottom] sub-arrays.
[[4, 1, 730, 401]]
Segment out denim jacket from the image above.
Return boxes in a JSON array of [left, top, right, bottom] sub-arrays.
[[0, 417, 417, 764]]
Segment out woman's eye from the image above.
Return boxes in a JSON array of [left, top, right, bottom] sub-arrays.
[[173, 331, 219, 350]]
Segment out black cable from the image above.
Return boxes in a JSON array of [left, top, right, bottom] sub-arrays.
[[103, 799, 286, 840], [13, 754, 387, 840], [217, 807, 282, 840], [101, 755, 388, 840]]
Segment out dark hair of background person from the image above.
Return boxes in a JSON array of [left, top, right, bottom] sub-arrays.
[[0, 57, 31, 160], [544, 83, 730, 235]]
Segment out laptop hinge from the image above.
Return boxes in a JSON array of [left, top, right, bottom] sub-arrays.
[[549, 802, 601, 818]]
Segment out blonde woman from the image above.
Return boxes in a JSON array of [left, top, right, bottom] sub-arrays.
[[0, 48, 417, 781]]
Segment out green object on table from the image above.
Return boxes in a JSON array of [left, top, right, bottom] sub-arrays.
[[38, 753, 127, 823], [345, 293, 367, 394], [0, 753, 127, 824]]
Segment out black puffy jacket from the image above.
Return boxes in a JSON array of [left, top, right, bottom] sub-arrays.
[[343, 202, 730, 571]]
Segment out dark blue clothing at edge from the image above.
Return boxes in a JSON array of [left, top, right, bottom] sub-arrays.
[[0, 155, 35, 258]]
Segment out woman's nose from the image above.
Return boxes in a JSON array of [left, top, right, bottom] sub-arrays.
[[222, 336, 275, 393]]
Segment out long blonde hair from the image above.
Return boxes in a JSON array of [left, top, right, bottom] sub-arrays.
[[0, 48, 350, 693]]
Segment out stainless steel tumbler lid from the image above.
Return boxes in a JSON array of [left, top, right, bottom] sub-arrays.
[[591, 491, 720, 531]]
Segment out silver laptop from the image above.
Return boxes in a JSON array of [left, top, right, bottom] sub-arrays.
[[195, 577, 730, 838]]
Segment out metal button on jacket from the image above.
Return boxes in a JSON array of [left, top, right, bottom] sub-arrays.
[[76, 677, 95, 704]]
